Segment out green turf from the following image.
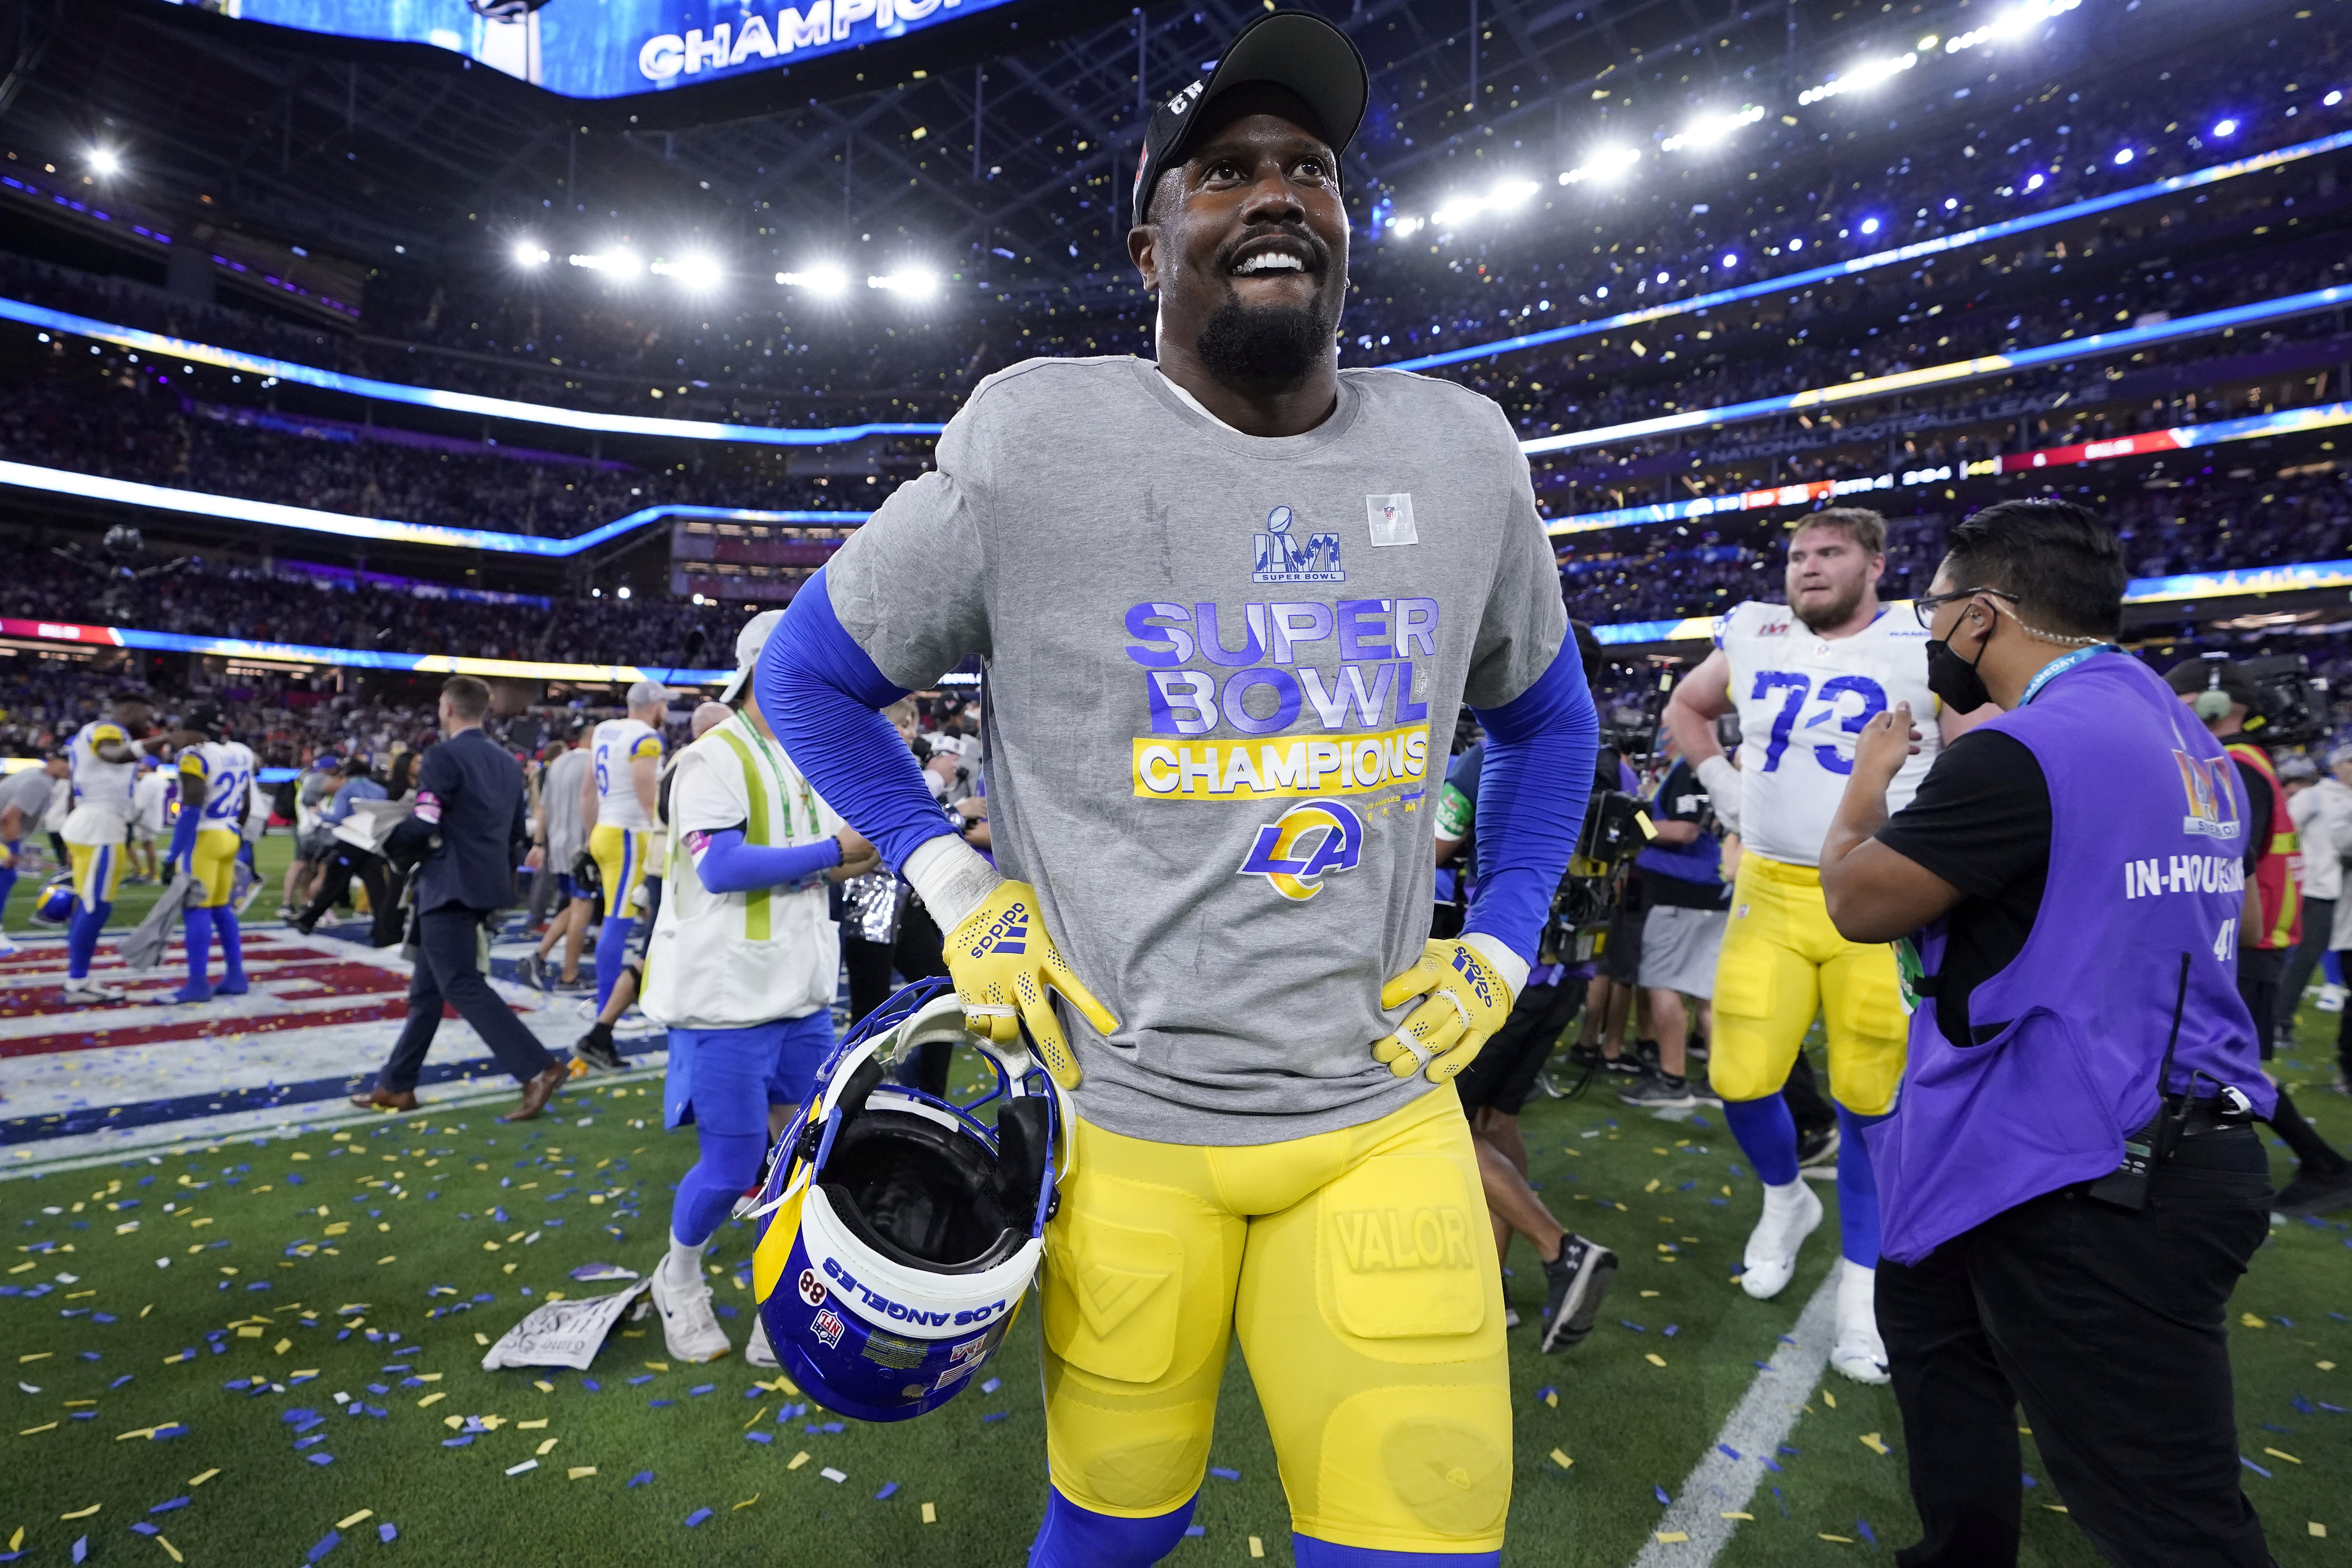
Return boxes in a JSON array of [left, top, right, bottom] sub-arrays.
[[3, 1026, 2346, 1565]]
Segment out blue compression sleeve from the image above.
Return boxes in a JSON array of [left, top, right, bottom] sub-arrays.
[[1463, 637, 1599, 963], [1029, 1487, 1197, 1568], [1722, 1094, 1801, 1186], [166, 795, 199, 867], [1835, 1106, 1887, 1267], [758, 568, 953, 872], [691, 829, 842, 895]]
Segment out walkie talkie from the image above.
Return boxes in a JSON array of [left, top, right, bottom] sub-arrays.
[[2086, 953, 2191, 1212]]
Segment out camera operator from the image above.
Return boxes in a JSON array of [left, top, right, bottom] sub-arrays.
[[1820, 500, 2276, 1566], [2165, 655, 2352, 1218]]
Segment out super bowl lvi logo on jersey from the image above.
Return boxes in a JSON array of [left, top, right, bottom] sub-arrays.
[[1238, 799, 1364, 900], [1252, 505, 1344, 584]]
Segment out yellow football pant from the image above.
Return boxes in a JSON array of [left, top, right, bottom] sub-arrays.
[[188, 827, 241, 909], [1708, 852, 1908, 1115], [1041, 1086, 1511, 1555], [588, 823, 651, 916], [66, 839, 124, 908]]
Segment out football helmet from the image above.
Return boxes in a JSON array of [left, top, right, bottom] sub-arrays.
[[32, 872, 76, 927], [747, 978, 1064, 1423]]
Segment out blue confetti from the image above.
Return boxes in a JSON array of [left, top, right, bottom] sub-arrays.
[[1654, 1484, 1671, 1506], [306, 1531, 340, 1562], [379, 1525, 398, 1543], [1209, 1467, 1241, 1482], [307, 1453, 335, 1465], [684, 1509, 713, 1528], [71, 1538, 86, 1565], [1183, 1525, 1206, 1537], [1717, 1445, 1742, 1461], [1620, 1320, 1647, 1333], [150, 1499, 189, 1514], [2241, 1457, 2272, 1478], [627, 1375, 654, 1387], [1857, 1520, 1877, 1545], [582, 1379, 602, 1392], [1759, 1457, 1783, 1473], [1663, 1325, 1679, 1337], [628, 1472, 655, 1489], [981, 1412, 1008, 1423], [443, 1436, 475, 1448], [2021, 1473, 2038, 1488], [650, 1399, 675, 1408], [688, 1384, 716, 1397], [130, 1523, 159, 1538], [746, 1431, 773, 1444], [981, 1377, 1002, 1394], [875, 1482, 899, 1500]]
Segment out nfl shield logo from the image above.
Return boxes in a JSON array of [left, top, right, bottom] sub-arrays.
[[1367, 493, 1418, 546]]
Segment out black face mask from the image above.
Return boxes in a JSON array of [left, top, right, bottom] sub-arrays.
[[1925, 634, 1991, 712]]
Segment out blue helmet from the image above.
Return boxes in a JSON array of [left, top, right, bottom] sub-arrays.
[[32, 873, 76, 927], [747, 980, 1064, 1423]]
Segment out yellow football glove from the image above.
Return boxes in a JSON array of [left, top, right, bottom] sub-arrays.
[[1374, 938, 1518, 1084], [943, 878, 1118, 1090]]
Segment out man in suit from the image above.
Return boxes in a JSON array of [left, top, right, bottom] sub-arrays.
[[351, 676, 565, 1121]]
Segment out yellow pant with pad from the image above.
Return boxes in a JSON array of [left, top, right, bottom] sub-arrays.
[[1707, 852, 1907, 1115], [588, 823, 651, 915], [1041, 1085, 1510, 1555], [188, 827, 241, 909], [66, 839, 124, 908]]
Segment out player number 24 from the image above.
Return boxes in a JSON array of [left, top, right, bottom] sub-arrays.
[[1749, 672, 1887, 775]]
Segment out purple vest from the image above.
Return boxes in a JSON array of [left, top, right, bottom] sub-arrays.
[[1865, 652, 2276, 1264]]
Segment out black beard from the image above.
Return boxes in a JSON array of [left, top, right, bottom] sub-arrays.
[[1194, 288, 1338, 391]]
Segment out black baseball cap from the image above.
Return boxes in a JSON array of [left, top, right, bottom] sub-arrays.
[[1130, 10, 1370, 225]]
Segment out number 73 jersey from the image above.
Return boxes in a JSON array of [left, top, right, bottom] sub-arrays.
[[1717, 599, 1943, 868]]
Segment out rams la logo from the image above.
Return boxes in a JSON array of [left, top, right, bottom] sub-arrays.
[[2172, 749, 2243, 841], [1238, 799, 1364, 901], [1252, 505, 1345, 584]]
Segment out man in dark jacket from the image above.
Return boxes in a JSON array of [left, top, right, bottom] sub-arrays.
[[351, 676, 565, 1121]]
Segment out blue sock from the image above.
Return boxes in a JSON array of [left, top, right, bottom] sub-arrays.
[[216, 907, 246, 989], [2328, 951, 2344, 987], [1834, 1106, 1888, 1267], [669, 1129, 767, 1248], [0, 850, 18, 918], [67, 903, 111, 981], [594, 916, 635, 1010], [1029, 1487, 1197, 1568], [181, 906, 216, 995], [1722, 1093, 1801, 1186], [1294, 1539, 1501, 1567]]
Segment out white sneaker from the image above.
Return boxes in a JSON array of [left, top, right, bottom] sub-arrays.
[[1829, 1259, 1891, 1385], [745, 1311, 779, 1368], [1739, 1178, 1822, 1300], [62, 978, 125, 1004], [651, 1259, 732, 1363], [2318, 983, 2348, 1014], [0, 931, 19, 957]]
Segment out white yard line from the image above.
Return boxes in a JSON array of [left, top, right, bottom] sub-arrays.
[[1629, 1267, 1842, 1566]]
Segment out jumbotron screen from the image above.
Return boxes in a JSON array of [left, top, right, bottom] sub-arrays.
[[154, 0, 1013, 97]]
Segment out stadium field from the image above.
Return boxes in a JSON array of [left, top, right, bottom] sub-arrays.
[[4, 1012, 2343, 1566]]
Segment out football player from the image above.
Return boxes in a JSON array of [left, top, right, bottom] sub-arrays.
[[60, 691, 163, 1003], [1664, 508, 1979, 1384], [585, 681, 668, 1011], [758, 15, 1594, 1563], [163, 707, 256, 1002]]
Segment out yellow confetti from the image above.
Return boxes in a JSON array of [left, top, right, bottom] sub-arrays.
[[1645, 1353, 1667, 1367], [1645, 1178, 1661, 1193], [644, 1362, 670, 1372], [157, 1538, 183, 1563], [732, 1494, 759, 1511], [483, 1241, 502, 1252], [2320, 1361, 2337, 1372], [115, 1428, 156, 1442], [517, 1419, 549, 1431], [417, 1392, 446, 1408], [2044, 1505, 2070, 1514], [2264, 1448, 2302, 1465], [536, 1438, 559, 1456], [921, 1503, 937, 1524], [1860, 1433, 1890, 1455], [2310, 1522, 2327, 1538], [569, 1467, 598, 1480], [475, 1334, 491, 1348], [6, 1530, 18, 1551], [533, 1381, 555, 1394], [188, 1470, 219, 1487], [1655, 1532, 1690, 1545], [1549, 1448, 1573, 1469], [1249, 1538, 1266, 1559], [376, 1256, 396, 1266], [444, 1416, 464, 1429], [61, 1505, 100, 1521], [274, 1339, 292, 1355], [18, 1423, 56, 1436], [1721, 1511, 1754, 1520], [1824, 1391, 1836, 1408], [1543, 1389, 1558, 1408], [2241, 1312, 2266, 1329], [18, 1354, 50, 1364], [1820, 1533, 1854, 1543], [335, 1511, 374, 1530], [788, 1451, 811, 1471]]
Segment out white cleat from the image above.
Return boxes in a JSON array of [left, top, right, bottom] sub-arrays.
[[651, 1261, 733, 1364], [2319, 983, 2349, 1014], [0, 931, 19, 957], [1739, 1178, 1822, 1300], [745, 1311, 779, 1369], [62, 978, 125, 1005], [1830, 1259, 1891, 1385]]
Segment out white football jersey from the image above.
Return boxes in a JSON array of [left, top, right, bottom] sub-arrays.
[[590, 717, 664, 832], [66, 718, 141, 833], [1716, 600, 1943, 867], [180, 741, 258, 829]]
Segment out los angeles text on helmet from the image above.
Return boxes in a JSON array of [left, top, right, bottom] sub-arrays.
[[638, 0, 963, 80], [825, 1255, 1012, 1331]]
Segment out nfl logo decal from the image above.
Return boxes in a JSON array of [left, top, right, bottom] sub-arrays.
[[812, 1307, 846, 1349], [1366, 493, 1418, 547]]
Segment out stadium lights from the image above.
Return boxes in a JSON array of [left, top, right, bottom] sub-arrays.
[[1558, 145, 1641, 185], [1798, 52, 1916, 106], [1661, 105, 1765, 153], [2113, 148, 2135, 166], [777, 265, 850, 297], [651, 253, 723, 289], [511, 241, 552, 267], [569, 249, 644, 278], [868, 269, 938, 296], [1943, 0, 2081, 54], [1388, 214, 1428, 238], [1428, 178, 1541, 230], [89, 148, 121, 177], [2212, 118, 2241, 138]]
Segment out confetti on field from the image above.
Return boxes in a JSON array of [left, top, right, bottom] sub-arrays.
[[1721, 1511, 1754, 1521], [788, 1452, 811, 1471], [1209, 1466, 1241, 1482], [921, 1503, 937, 1524], [627, 1472, 654, 1488], [820, 1467, 847, 1484], [569, 1467, 598, 1480], [875, 1483, 899, 1500], [1655, 1532, 1689, 1545], [1248, 1538, 1264, 1558], [334, 1511, 373, 1530], [1645, 1353, 1667, 1367], [1549, 1449, 1574, 1470], [683, 1509, 713, 1528], [1860, 1433, 1890, 1455]]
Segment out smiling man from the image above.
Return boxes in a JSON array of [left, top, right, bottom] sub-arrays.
[[757, 13, 1595, 1564]]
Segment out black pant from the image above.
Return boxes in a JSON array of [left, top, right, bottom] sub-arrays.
[[890, 901, 953, 1096], [1879, 1128, 2273, 1568], [843, 937, 898, 1029], [301, 847, 398, 947], [1785, 1049, 1837, 1140], [1455, 979, 1584, 1115], [2238, 946, 2283, 1061], [372, 906, 556, 1093], [2279, 896, 2332, 1041]]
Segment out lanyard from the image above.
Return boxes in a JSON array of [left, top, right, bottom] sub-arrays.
[[736, 718, 820, 841], [2019, 643, 2118, 706]]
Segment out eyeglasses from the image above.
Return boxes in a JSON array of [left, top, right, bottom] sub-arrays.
[[1911, 586, 2019, 628]]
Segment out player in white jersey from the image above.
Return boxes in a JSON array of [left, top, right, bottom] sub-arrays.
[[584, 680, 668, 1011], [164, 707, 257, 1003], [1665, 509, 1980, 1385], [60, 692, 162, 1003]]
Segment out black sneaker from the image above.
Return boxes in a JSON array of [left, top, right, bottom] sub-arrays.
[[1600, 1053, 1644, 1080], [1619, 1069, 1699, 1111], [1685, 1032, 1710, 1063], [1796, 1122, 1841, 1169], [1633, 1038, 1662, 1074], [573, 1021, 626, 1074], [2274, 1163, 2352, 1218], [1539, 1235, 1617, 1353], [518, 952, 550, 992]]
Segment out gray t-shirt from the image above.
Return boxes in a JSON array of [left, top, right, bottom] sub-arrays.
[[542, 747, 592, 864], [0, 766, 58, 832], [828, 356, 1566, 1146]]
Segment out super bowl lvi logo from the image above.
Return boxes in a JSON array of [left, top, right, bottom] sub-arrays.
[[1252, 506, 1345, 584]]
